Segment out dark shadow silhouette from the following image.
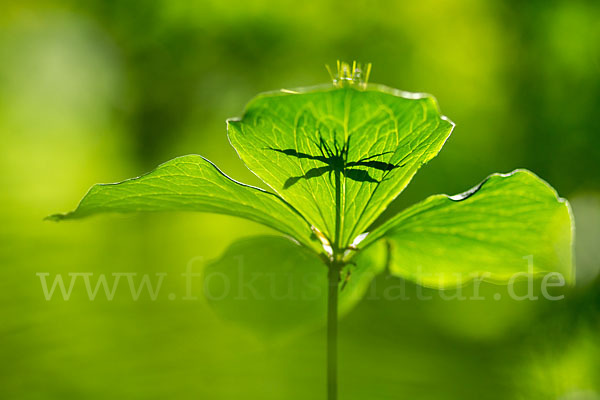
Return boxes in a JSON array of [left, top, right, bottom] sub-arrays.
[[267, 135, 406, 189]]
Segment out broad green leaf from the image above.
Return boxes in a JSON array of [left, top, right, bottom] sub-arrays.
[[49, 155, 320, 252], [360, 169, 574, 287], [228, 84, 454, 253], [203, 236, 385, 338]]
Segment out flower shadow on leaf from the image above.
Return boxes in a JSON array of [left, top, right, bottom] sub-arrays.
[[266, 134, 407, 189]]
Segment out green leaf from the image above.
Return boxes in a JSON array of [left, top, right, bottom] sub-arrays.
[[228, 84, 454, 252], [203, 235, 385, 338], [48, 155, 320, 252], [361, 169, 574, 287]]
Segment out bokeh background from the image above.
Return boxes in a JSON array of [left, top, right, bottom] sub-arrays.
[[1, 0, 599, 399]]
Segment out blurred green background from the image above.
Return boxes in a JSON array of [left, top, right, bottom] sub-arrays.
[[1, 0, 599, 399]]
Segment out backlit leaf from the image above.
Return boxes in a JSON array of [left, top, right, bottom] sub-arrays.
[[49, 155, 320, 252], [360, 170, 574, 287], [228, 84, 454, 252]]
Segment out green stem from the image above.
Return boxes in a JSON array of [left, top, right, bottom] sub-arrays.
[[327, 260, 340, 400], [328, 163, 342, 400]]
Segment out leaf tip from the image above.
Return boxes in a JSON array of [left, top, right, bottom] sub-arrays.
[[44, 213, 66, 222]]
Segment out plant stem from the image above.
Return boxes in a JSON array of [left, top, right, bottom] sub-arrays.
[[327, 260, 340, 400], [327, 150, 343, 400]]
